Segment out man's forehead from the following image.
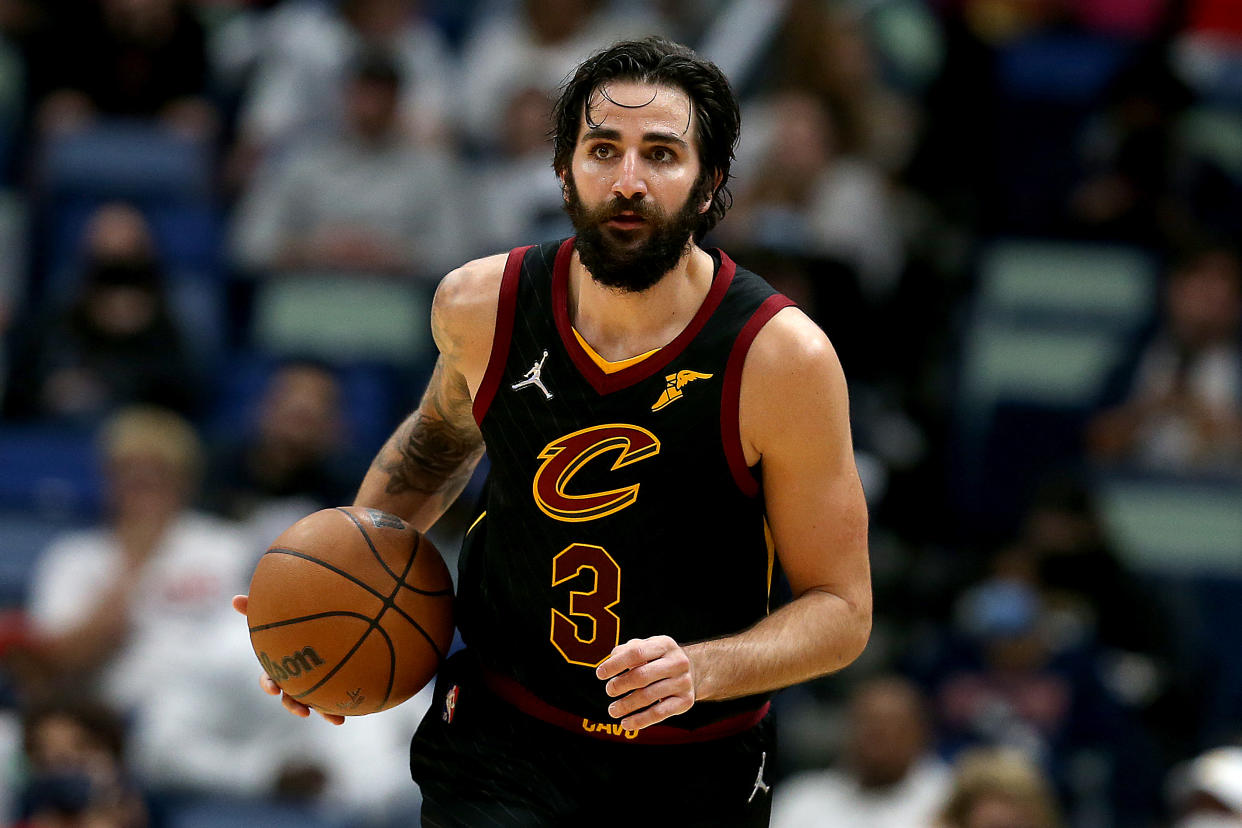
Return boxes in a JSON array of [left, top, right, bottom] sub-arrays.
[[582, 81, 694, 135]]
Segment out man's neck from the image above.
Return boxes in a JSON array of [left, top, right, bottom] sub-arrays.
[[567, 244, 715, 362]]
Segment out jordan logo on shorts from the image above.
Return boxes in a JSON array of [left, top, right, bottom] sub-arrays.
[[512, 350, 553, 400], [748, 751, 770, 803]]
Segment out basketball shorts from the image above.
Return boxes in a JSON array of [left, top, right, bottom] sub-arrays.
[[410, 650, 775, 827]]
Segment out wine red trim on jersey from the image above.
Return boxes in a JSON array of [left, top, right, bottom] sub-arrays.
[[481, 667, 770, 745], [721, 294, 796, 497], [473, 245, 532, 425], [552, 237, 738, 396]]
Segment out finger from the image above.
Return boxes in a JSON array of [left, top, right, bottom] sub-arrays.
[[317, 710, 346, 726], [280, 692, 312, 718], [605, 649, 690, 697], [619, 693, 694, 731], [259, 674, 281, 696], [232, 594, 249, 615], [608, 676, 690, 720], [595, 636, 673, 680]]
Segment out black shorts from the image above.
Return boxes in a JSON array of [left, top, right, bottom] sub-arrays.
[[411, 651, 775, 828]]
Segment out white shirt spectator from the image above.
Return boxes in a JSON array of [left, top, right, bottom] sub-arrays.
[[773, 755, 952, 828]]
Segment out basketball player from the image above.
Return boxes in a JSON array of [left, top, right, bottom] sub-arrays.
[[235, 37, 871, 826]]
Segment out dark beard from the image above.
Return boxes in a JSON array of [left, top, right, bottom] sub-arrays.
[[564, 175, 705, 293]]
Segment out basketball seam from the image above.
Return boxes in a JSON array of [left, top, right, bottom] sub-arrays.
[[249, 610, 373, 633], [263, 547, 448, 663]]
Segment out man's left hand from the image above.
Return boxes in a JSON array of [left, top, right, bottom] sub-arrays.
[[596, 635, 696, 730]]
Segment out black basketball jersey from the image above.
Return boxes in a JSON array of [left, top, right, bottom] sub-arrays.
[[458, 238, 794, 731]]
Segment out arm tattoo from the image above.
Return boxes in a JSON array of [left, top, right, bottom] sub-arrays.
[[376, 359, 484, 497]]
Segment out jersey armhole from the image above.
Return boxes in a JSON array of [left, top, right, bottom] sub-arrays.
[[471, 245, 531, 426], [720, 294, 797, 497]]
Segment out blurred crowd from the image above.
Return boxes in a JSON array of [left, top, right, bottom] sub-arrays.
[[0, 0, 1239, 826]]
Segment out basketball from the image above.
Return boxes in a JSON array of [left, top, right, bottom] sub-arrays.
[[245, 506, 454, 716]]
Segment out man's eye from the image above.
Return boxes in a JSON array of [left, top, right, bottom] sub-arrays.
[[651, 148, 673, 162], [592, 145, 613, 159]]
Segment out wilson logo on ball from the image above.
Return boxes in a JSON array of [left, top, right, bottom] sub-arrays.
[[259, 646, 325, 682]]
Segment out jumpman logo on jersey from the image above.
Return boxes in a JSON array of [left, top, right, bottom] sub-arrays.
[[652, 370, 713, 411], [512, 350, 553, 400], [748, 751, 770, 803]]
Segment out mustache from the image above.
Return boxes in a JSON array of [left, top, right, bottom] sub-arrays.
[[602, 196, 658, 220]]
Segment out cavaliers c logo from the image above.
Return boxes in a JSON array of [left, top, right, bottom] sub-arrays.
[[532, 424, 661, 522]]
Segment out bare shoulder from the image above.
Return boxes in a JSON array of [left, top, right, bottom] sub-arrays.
[[739, 307, 849, 461], [746, 306, 839, 376], [431, 253, 508, 389]]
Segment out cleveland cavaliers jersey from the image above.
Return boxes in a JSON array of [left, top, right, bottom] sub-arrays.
[[458, 238, 795, 730]]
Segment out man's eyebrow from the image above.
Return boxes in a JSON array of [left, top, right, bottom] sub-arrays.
[[644, 131, 689, 149], [581, 127, 622, 143], [580, 127, 689, 149]]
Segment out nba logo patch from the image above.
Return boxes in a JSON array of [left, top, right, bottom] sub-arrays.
[[443, 685, 459, 724]]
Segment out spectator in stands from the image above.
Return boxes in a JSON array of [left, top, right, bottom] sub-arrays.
[[927, 574, 1142, 820], [11, 407, 303, 798], [935, 747, 1062, 828], [725, 90, 903, 303], [203, 359, 358, 544], [29, 0, 216, 139], [1168, 746, 1242, 827], [773, 675, 951, 828], [230, 49, 463, 279], [2, 203, 199, 423], [16, 698, 147, 828], [1087, 244, 1242, 472], [227, 0, 455, 185], [457, 0, 658, 151], [471, 84, 572, 256]]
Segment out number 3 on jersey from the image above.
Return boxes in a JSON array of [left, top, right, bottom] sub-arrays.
[[550, 543, 621, 667]]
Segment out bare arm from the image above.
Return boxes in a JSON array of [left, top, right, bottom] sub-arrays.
[[353, 256, 504, 530], [599, 308, 872, 727]]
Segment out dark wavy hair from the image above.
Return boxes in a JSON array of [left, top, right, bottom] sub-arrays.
[[552, 37, 741, 240]]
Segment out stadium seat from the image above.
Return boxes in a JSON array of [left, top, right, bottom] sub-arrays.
[[0, 426, 101, 519], [160, 795, 354, 828], [0, 510, 85, 607], [250, 274, 432, 369], [996, 32, 1135, 105], [1094, 470, 1242, 574], [975, 240, 1158, 332], [40, 120, 212, 202]]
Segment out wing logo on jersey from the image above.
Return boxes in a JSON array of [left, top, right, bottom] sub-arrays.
[[651, 370, 714, 411], [532, 424, 661, 522], [512, 350, 553, 400]]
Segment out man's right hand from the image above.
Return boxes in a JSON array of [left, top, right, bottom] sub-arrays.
[[232, 595, 346, 726]]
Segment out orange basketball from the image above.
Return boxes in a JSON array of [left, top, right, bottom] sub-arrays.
[[246, 506, 453, 716]]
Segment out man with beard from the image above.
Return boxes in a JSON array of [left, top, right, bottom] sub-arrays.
[[234, 37, 871, 827]]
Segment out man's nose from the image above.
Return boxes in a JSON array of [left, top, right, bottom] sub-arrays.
[[612, 150, 647, 200]]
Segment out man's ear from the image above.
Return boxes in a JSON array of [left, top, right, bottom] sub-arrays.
[[700, 170, 723, 214], [558, 171, 569, 204]]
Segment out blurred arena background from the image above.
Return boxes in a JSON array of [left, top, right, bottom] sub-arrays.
[[0, 0, 1239, 826]]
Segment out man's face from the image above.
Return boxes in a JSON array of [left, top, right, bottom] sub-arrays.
[[562, 81, 713, 293]]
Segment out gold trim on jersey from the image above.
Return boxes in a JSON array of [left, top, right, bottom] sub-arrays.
[[572, 327, 660, 374], [466, 510, 487, 536]]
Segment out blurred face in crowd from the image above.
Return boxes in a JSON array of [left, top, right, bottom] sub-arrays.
[[346, 76, 401, 141], [259, 365, 342, 458], [525, 0, 595, 43], [964, 794, 1043, 828], [344, 0, 413, 39], [80, 203, 163, 338], [563, 81, 712, 292], [847, 679, 929, 788], [107, 451, 189, 521], [101, 0, 177, 40], [1168, 251, 1242, 351]]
